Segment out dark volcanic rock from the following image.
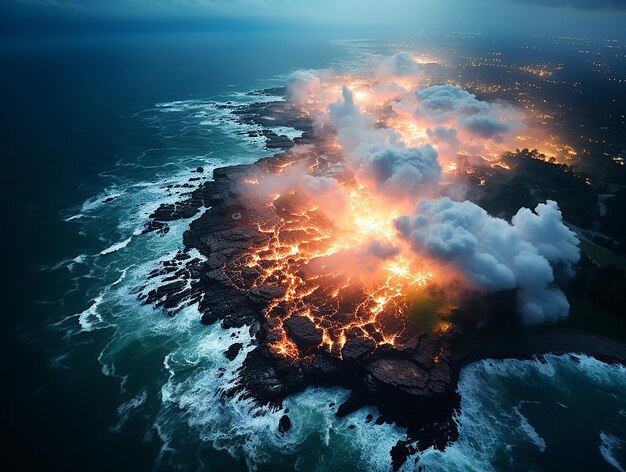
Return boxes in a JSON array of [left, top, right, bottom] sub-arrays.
[[238, 346, 287, 404], [366, 358, 429, 396], [336, 393, 367, 418], [299, 353, 343, 379], [390, 441, 413, 471], [224, 342, 243, 361], [283, 316, 323, 350], [149, 202, 198, 222], [411, 336, 440, 370], [278, 414, 292, 434], [143, 220, 169, 235], [341, 336, 377, 362], [426, 363, 452, 395]]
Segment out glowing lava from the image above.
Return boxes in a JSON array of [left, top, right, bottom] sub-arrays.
[[223, 179, 433, 359], [220, 52, 579, 360]]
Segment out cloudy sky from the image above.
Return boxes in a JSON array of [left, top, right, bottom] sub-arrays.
[[2, 0, 626, 37]]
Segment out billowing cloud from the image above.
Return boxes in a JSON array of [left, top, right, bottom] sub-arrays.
[[356, 144, 441, 199], [426, 126, 458, 145], [372, 52, 423, 80], [511, 200, 581, 275], [286, 70, 322, 105], [411, 84, 512, 142], [326, 86, 441, 201], [281, 54, 580, 325], [367, 52, 426, 97], [460, 114, 509, 141], [242, 161, 349, 220], [416, 85, 490, 118], [327, 85, 382, 151], [395, 198, 580, 324], [389, 83, 523, 167]]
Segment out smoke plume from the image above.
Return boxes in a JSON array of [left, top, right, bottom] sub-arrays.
[[395, 198, 579, 323], [251, 52, 580, 325]]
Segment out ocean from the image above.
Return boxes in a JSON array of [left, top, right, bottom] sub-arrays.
[[2, 29, 625, 471]]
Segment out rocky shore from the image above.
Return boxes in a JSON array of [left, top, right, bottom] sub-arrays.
[[139, 90, 626, 469]]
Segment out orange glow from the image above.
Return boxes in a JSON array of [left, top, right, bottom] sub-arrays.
[[223, 54, 580, 361], [353, 89, 371, 103], [223, 181, 433, 360], [411, 54, 443, 65]]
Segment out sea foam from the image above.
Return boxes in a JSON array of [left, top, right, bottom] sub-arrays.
[[600, 432, 626, 472]]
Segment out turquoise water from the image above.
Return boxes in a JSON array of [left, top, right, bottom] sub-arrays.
[[2, 31, 625, 471]]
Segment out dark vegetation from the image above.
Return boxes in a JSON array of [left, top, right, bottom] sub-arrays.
[[473, 149, 626, 339], [586, 264, 626, 315], [601, 188, 626, 253], [478, 148, 598, 228]]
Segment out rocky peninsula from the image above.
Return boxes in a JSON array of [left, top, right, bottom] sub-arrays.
[[140, 89, 626, 469]]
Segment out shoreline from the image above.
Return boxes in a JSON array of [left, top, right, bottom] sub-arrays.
[[139, 91, 626, 469], [455, 327, 626, 369]]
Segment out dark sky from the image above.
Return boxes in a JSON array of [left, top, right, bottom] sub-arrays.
[[2, 0, 626, 38]]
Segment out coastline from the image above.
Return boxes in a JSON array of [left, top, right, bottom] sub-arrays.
[[455, 328, 626, 369], [139, 90, 626, 469]]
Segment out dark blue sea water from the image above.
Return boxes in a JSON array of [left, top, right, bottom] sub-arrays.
[[2, 30, 625, 471]]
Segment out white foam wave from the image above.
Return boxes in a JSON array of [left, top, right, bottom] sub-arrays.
[[513, 405, 546, 452], [45, 254, 88, 272], [271, 126, 304, 140], [100, 237, 132, 256], [229, 91, 285, 104], [52, 267, 131, 336], [600, 432, 626, 472], [110, 390, 149, 433], [78, 295, 105, 332], [412, 355, 626, 471], [64, 213, 85, 222], [49, 352, 71, 370], [160, 351, 404, 471], [155, 93, 294, 153]]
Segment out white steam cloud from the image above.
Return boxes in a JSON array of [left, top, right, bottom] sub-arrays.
[[327, 85, 442, 202], [357, 144, 441, 199], [277, 52, 580, 324], [395, 199, 580, 323]]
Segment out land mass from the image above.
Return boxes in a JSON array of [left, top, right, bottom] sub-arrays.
[[139, 89, 626, 469]]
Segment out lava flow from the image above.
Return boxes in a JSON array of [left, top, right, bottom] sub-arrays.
[[220, 52, 581, 360], [224, 180, 434, 359]]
